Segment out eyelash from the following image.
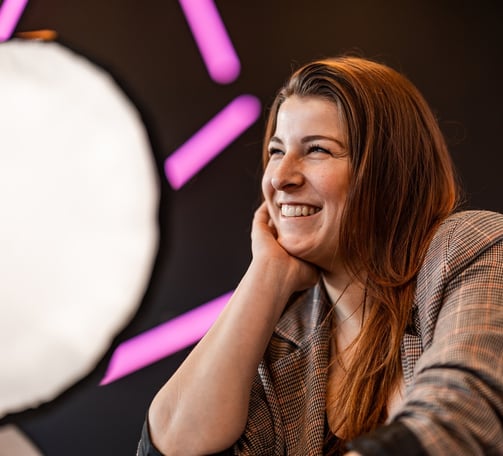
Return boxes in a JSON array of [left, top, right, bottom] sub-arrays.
[[268, 147, 283, 157], [308, 144, 331, 155], [267, 144, 333, 157]]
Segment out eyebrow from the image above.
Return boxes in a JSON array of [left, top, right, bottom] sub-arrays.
[[269, 134, 346, 149]]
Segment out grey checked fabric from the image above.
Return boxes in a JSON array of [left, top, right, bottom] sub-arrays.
[[233, 210, 503, 455]]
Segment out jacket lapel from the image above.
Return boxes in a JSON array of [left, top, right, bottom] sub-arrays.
[[267, 284, 332, 455]]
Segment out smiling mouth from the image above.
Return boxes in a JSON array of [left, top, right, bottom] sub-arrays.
[[281, 204, 321, 217]]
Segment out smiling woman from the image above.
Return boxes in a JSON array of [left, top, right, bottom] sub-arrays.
[[138, 56, 503, 456]]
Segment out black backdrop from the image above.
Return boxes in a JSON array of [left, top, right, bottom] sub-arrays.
[[2, 1, 502, 454]]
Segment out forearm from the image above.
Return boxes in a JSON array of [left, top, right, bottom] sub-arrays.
[[148, 258, 297, 455]]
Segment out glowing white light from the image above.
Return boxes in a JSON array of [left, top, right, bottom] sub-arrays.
[[0, 39, 159, 417]]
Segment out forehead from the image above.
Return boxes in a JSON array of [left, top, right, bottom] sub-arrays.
[[273, 95, 345, 138]]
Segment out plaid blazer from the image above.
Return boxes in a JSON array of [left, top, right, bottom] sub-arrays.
[[232, 210, 503, 455]]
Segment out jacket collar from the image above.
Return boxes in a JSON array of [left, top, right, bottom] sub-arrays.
[[274, 281, 333, 347]]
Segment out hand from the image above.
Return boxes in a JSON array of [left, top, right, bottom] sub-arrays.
[[251, 202, 319, 292]]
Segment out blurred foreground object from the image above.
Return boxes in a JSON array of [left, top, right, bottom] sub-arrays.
[[0, 39, 159, 417], [0, 424, 43, 455]]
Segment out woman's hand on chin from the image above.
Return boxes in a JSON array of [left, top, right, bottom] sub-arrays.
[[251, 202, 319, 292]]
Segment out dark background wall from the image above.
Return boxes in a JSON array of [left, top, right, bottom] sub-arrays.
[[2, 0, 502, 454]]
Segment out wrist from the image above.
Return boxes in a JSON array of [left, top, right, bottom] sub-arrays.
[[249, 256, 300, 299]]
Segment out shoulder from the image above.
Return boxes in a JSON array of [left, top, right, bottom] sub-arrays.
[[433, 210, 503, 248], [413, 210, 503, 346], [438, 209, 502, 240], [422, 210, 503, 276]]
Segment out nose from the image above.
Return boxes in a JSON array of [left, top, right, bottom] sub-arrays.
[[270, 154, 304, 191]]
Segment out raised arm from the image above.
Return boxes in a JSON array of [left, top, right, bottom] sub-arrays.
[[147, 203, 318, 455]]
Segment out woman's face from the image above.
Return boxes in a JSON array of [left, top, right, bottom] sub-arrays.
[[262, 95, 350, 272]]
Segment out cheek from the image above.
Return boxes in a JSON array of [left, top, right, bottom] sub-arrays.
[[261, 171, 272, 199], [321, 174, 350, 204]]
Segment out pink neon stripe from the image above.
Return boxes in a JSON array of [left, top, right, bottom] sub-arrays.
[[164, 94, 261, 190], [179, 0, 240, 84], [100, 291, 232, 385], [0, 0, 28, 42]]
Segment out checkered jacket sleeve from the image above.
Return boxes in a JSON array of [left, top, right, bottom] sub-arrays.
[[352, 210, 503, 455]]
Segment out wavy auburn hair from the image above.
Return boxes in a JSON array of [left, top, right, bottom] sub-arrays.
[[262, 56, 459, 442]]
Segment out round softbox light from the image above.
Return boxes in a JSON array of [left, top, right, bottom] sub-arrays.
[[0, 39, 159, 417]]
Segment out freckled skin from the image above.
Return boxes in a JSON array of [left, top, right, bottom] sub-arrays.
[[262, 95, 350, 273]]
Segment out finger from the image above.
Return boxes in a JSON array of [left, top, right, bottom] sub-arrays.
[[267, 218, 278, 237], [253, 201, 270, 224]]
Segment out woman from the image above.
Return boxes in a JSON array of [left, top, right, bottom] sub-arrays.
[[138, 56, 503, 455]]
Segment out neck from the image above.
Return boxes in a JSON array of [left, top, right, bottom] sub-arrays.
[[321, 271, 366, 328]]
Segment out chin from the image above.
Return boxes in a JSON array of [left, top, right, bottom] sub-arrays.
[[278, 238, 315, 262]]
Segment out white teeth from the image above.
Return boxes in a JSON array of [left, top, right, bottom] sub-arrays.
[[281, 204, 319, 217]]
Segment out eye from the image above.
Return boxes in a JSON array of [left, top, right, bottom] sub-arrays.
[[268, 147, 284, 157], [307, 144, 332, 155]]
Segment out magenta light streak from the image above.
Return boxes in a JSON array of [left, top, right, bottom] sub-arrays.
[[165, 94, 261, 190], [179, 0, 240, 84], [100, 291, 232, 385], [0, 0, 28, 42]]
